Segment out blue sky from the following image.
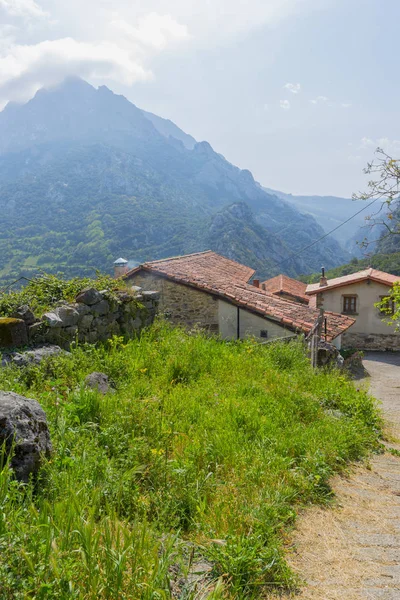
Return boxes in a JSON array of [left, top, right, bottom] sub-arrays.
[[0, 0, 398, 196]]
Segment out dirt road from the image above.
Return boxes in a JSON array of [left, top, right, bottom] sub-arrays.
[[287, 352, 400, 600]]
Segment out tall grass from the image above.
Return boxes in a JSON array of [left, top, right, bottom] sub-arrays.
[[0, 322, 381, 598]]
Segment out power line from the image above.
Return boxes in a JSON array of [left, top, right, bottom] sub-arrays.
[[270, 196, 382, 270], [78, 142, 386, 271]]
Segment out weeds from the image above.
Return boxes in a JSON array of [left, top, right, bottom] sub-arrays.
[[0, 272, 127, 317], [0, 322, 381, 598]]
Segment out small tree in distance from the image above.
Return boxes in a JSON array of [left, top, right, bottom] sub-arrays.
[[354, 148, 400, 329]]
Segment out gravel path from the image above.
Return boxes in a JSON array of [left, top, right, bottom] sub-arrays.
[[286, 352, 400, 600]]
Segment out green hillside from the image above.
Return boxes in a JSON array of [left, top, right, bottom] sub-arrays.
[[0, 78, 350, 286]]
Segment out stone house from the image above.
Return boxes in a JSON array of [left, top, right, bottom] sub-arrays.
[[306, 268, 400, 350], [123, 251, 353, 345], [261, 274, 309, 305]]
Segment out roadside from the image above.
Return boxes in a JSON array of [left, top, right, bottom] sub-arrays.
[[285, 352, 400, 600]]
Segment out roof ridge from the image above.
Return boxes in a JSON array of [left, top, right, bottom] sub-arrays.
[[144, 250, 213, 265], [306, 267, 399, 295]]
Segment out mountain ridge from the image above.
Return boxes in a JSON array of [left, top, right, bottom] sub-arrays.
[[0, 78, 350, 284]]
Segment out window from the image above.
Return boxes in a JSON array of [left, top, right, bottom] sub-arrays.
[[342, 296, 357, 314], [260, 330, 268, 338], [379, 296, 395, 315]]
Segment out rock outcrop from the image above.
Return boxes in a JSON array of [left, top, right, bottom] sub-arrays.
[[0, 391, 52, 482]]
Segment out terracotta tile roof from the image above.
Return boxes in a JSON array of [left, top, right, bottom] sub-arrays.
[[262, 274, 309, 303], [128, 250, 256, 284], [126, 251, 354, 341], [306, 268, 400, 295]]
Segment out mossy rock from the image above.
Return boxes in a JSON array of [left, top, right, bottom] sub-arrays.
[[0, 318, 28, 349]]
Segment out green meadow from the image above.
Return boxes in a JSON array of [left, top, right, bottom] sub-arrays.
[[0, 322, 380, 599]]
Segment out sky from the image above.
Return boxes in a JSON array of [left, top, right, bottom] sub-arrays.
[[0, 0, 399, 197]]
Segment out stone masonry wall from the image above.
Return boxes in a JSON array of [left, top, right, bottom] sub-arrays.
[[127, 271, 219, 331], [342, 332, 400, 351], [0, 287, 159, 351]]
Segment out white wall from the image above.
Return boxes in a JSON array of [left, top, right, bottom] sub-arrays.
[[218, 300, 293, 341], [318, 280, 399, 335]]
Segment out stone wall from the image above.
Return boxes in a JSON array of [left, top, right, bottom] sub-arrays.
[[127, 271, 219, 331], [342, 332, 400, 351], [0, 287, 159, 351]]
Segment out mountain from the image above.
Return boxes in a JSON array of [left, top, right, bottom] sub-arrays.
[[0, 77, 350, 284], [141, 110, 197, 150], [264, 188, 371, 251]]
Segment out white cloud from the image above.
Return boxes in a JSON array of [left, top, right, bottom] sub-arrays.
[[280, 99, 290, 110], [0, 8, 192, 108], [111, 13, 190, 49], [360, 136, 374, 148], [263, 103, 269, 111], [0, 0, 320, 108], [0, 38, 152, 108], [376, 137, 400, 153], [284, 82, 301, 94], [341, 102, 352, 108], [357, 137, 400, 156], [0, 0, 48, 18], [310, 95, 328, 104]]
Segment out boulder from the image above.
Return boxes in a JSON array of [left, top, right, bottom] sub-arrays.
[[11, 305, 35, 327], [316, 340, 344, 369], [42, 312, 63, 328], [0, 391, 52, 482], [54, 305, 79, 327], [76, 288, 103, 306], [79, 314, 94, 330], [28, 321, 47, 343], [84, 372, 112, 395], [73, 303, 91, 317], [91, 300, 110, 316], [116, 290, 135, 304], [344, 351, 369, 380], [0, 318, 28, 349], [1, 345, 65, 368]]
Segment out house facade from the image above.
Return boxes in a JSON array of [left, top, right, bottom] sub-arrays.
[[306, 268, 400, 350], [123, 251, 354, 345]]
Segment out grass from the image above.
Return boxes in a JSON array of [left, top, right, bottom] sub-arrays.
[[0, 321, 381, 599]]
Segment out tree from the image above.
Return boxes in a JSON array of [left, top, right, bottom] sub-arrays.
[[354, 148, 400, 329], [354, 148, 400, 239]]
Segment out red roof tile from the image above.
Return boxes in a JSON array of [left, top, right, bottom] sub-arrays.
[[262, 274, 309, 303], [306, 268, 400, 295], [126, 251, 354, 340], [125, 250, 255, 284]]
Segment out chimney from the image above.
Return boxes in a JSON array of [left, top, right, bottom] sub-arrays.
[[319, 266, 328, 287], [113, 257, 129, 278], [253, 279, 260, 288]]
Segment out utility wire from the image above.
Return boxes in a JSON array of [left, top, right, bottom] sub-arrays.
[[270, 196, 382, 270], [76, 142, 388, 271]]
